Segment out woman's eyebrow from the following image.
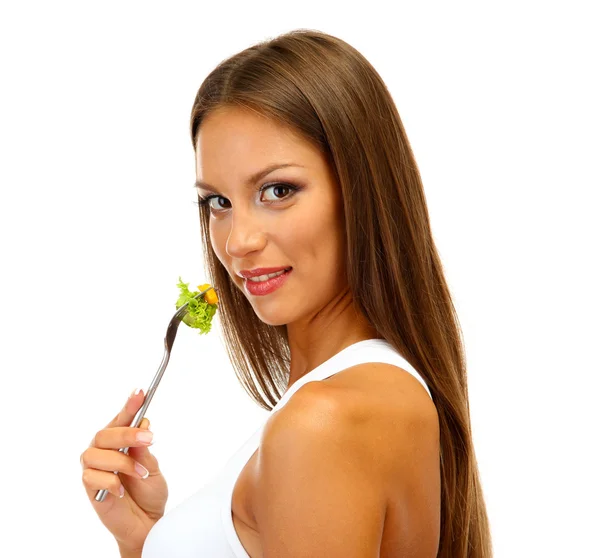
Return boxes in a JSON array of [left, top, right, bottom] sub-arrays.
[[194, 162, 304, 192]]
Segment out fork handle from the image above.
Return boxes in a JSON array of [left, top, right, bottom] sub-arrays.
[[94, 342, 171, 502]]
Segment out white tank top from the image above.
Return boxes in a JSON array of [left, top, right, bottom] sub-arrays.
[[142, 338, 433, 557]]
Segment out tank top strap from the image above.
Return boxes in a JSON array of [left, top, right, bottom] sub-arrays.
[[271, 338, 432, 415]]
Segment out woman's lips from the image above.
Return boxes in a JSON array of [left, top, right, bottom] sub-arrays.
[[244, 268, 292, 296]]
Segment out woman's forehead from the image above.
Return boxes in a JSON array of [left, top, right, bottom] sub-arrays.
[[195, 110, 320, 183]]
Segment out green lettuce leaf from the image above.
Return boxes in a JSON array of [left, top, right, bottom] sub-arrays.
[[175, 276, 217, 335]]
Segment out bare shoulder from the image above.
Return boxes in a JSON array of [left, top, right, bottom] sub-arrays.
[[323, 360, 439, 432], [254, 380, 389, 556], [253, 364, 440, 556], [263, 360, 439, 491], [260, 380, 362, 461], [329, 361, 440, 481]]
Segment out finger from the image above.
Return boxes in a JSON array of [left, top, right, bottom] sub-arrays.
[[82, 468, 124, 501], [127, 443, 161, 478], [126, 416, 160, 477], [81, 447, 151, 480], [103, 389, 146, 433], [92, 426, 154, 450]]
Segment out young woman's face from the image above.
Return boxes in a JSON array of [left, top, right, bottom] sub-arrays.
[[195, 106, 347, 326]]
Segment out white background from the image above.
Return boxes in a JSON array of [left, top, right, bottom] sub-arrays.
[[1, 1, 598, 556]]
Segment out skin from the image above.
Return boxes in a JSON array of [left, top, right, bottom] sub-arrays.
[[194, 106, 382, 389], [195, 106, 440, 557]]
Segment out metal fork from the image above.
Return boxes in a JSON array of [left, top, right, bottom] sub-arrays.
[[95, 285, 217, 502]]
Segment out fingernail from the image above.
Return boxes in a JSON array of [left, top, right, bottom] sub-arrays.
[[135, 462, 149, 479], [119, 485, 125, 498], [136, 431, 154, 445], [129, 388, 142, 399]]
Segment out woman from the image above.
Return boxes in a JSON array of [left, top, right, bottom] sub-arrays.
[[81, 29, 492, 558]]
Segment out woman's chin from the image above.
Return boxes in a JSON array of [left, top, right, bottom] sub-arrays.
[[254, 313, 289, 327], [247, 302, 290, 326]]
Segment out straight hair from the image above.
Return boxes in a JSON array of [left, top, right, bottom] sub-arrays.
[[189, 29, 492, 558]]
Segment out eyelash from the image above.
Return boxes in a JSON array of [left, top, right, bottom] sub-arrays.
[[195, 182, 301, 213]]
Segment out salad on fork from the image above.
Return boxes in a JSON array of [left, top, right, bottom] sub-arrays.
[[175, 276, 219, 334]]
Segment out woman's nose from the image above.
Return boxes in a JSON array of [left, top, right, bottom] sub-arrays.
[[225, 211, 266, 258]]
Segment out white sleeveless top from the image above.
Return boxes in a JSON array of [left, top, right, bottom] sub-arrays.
[[142, 338, 433, 557]]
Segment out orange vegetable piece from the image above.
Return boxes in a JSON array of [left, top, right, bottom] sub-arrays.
[[197, 283, 218, 305]]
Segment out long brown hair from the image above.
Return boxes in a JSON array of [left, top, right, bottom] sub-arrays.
[[189, 29, 492, 558]]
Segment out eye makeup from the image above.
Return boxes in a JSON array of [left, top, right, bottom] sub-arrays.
[[195, 181, 302, 212]]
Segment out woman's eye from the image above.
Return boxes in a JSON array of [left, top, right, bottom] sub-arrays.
[[195, 195, 230, 211], [261, 183, 296, 202], [197, 182, 299, 213], [208, 196, 230, 210]]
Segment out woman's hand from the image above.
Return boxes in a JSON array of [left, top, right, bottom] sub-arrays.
[[80, 390, 168, 554]]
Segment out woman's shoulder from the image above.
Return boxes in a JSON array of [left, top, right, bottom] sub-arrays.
[[253, 362, 440, 547], [323, 360, 437, 422], [263, 361, 438, 461]]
